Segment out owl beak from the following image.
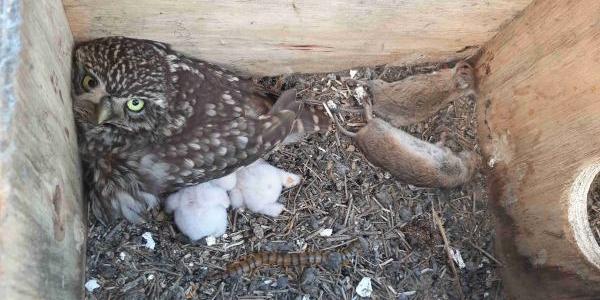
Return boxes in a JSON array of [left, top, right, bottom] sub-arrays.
[[96, 97, 113, 125]]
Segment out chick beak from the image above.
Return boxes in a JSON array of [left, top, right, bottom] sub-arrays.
[[96, 97, 113, 125]]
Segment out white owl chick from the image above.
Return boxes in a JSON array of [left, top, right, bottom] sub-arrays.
[[229, 159, 302, 217], [165, 175, 235, 241]]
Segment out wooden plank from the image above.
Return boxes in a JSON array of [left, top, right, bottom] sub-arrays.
[[63, 0, 531, 75], [0, 0, 84, 299], [476, 1, 600, 298]]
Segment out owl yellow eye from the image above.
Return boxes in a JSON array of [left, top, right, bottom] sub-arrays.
[[81, 75, 98, 91], [127, 99, 145, 112]]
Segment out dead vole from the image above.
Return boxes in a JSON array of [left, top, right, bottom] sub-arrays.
[[338, 103, 480, 188], [368, 61, 475, 127]]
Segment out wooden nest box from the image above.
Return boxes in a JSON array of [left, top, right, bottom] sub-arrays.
[[1, 0, 599, 299]]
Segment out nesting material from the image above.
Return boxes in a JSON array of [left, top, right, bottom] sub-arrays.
[[85, 279, 101, 292], [369, 61, 475, 127], [141, 232, 156, 250], [86, 62, 497, 299], [355, 277, 373, 297], [230, 159, 302, 217], [452, 248, 467, 269], [319, 228, 333, 237], [205, 235, 217, 246]]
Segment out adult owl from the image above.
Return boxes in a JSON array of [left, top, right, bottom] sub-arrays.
[[72, 36, 328, 224]]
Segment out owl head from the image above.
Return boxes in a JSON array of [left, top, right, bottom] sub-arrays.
[[72, 36, 170, 134]]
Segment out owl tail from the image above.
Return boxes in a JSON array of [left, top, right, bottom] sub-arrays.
[[284, 104, 332, 144], [269, 88, 301, 114], [253, 89, 300, 147], [249, 89, 331, 151], [273, 89, 333, 144]]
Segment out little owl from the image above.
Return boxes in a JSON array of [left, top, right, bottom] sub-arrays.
[[72, 36, 327, 224]]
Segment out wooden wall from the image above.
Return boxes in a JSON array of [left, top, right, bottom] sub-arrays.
[[0, 0, 85, 299], [63, 0, 532, 75], [476, 0, 600, 298]]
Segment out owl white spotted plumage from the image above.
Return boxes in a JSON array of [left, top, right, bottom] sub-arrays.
[[72, 36, 327, 224]]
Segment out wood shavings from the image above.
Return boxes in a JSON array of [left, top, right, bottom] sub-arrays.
[[205, 236, 217, 246], [355, 277, 373, 297], [142, 232, 155, 250], [452, 248, 467, 269], [85, 61, 498, 299], [319, 228, 333, 237], [354, 86, 367, 103], [85, 279, 101, 292]]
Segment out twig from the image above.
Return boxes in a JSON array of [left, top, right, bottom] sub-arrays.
[[209, 281, 225, 300], [321, 238, 358, 252], [432, 206, 465, 300], [467, 240, 504, 266], [343, 194, 353, 227], [343, 174, 354, 226]]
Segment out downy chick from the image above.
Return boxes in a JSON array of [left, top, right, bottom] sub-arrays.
[[165, 173, 236, 241], [229, 159, 301, 217]]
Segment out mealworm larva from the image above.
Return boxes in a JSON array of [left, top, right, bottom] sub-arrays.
[[220, 240, 362, 279]]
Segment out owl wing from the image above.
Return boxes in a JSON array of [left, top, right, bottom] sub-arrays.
[[156, 54, 302, 191], [283, 103, 331, 144]]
